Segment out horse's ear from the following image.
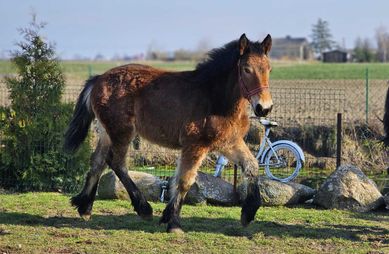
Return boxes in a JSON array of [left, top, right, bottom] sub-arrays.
[[261, 34, 272, 55], [239, 33, 249, 56]]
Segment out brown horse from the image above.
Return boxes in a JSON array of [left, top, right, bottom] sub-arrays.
[[64, 34, 273, 233]]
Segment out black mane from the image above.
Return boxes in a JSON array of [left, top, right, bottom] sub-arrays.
[[194, 39, 263, 83], [194, 40, 240, 82], [193, 37, 263, 116]]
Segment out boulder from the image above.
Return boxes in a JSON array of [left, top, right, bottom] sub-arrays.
[[184, 172, 238, 206], [237, 176, 316, 206], [98, 171, 162, 202], [313, 164, 384, 212]]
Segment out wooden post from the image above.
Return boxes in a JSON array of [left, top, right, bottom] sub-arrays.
[[336, 113, 342, 168], [233, 164, 238, 194]]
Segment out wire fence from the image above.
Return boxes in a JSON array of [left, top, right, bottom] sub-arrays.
[[0, 76, 388, 192]]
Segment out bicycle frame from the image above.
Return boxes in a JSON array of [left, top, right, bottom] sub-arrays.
[[256, 126, 271, 163]]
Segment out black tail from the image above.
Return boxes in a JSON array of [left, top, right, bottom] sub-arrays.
[[64, 76, 99, 153], [384, 87, 389, 146]]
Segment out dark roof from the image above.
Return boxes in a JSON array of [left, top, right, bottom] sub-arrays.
[[323, 49, 347, 54]]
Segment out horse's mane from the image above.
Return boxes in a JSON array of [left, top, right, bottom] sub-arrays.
[[192, 37, 263, 115], [194, 39, 263, 84], [194, 40, 239, 82]]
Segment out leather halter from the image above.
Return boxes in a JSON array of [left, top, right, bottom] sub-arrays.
[[237, 59, 269, 100]]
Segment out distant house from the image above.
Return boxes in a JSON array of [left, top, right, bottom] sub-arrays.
[[322, 50, 348, 63], [270, 36, 312, 60]]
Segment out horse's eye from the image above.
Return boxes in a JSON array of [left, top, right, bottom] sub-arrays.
[[244, 67, 251, 74]]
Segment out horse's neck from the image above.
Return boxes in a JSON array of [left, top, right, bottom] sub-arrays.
[[209, 68, 247, 117]]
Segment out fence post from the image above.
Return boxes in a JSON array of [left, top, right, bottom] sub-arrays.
[[232, 164, 240, 204], [88, 65, 93, 78], [336, 113, 342, 169], [365, 67, 369, 124]]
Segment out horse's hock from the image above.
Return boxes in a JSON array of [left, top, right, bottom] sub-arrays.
[[313, 164, 384, 212]]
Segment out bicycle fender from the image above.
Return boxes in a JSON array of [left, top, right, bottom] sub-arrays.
[[259, 140, 305, 164]]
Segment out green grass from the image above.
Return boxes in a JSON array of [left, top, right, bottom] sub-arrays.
[[271, 62, 389, 80], [0, 192, 388, 253], [1, 60, 389, 80]]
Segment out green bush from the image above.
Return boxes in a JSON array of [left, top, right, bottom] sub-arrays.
[[0, 16, 91, 192]]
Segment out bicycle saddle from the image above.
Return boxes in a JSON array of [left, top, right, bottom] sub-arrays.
[[259, 119, 278, 127]]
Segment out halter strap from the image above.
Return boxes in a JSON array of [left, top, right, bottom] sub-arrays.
[[237, 59, 269, 99]]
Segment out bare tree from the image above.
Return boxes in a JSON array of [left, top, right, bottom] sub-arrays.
[[375, 25, 389, 62], [354, 37, 376, 62]]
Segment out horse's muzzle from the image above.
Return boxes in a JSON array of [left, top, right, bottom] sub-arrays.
[[255, 104, 273, 117]]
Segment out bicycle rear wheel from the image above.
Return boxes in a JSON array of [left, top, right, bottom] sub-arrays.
[[263, 143, 303, 182]]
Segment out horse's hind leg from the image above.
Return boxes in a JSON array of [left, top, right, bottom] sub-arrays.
[[160, 145, 208, 233], [222, 139, 261, 227], [107, 130, 153, 220], [71, 127, 110, 220]]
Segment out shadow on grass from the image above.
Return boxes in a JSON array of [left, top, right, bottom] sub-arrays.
[[349, 209, 389, 223], [0, 211, 388, 243]]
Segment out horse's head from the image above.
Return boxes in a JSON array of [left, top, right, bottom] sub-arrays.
[[237, 34, 273, 117]]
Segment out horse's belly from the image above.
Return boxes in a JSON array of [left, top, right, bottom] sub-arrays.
[[135, 121, 182, 149], [134, 103, 182, 149]]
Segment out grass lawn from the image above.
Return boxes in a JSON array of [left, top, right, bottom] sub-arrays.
[[0, 192, 388, 253]]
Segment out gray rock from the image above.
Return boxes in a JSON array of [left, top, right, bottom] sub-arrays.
[[313, 164, 384, 212], [98, 171, 162, 202], [184, 172, 238, 206], [237, 176, 316, 206]]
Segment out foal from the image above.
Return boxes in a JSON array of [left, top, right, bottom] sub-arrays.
[[64, 34, 273, 233]]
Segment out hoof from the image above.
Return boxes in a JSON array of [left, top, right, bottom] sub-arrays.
[[168, 227, 185, 234], [240, 212, 252, 227], [81, 214, 91, 221], [167, 225, 184, 234], [136, 201, 153, 220], [70, 195, 93, 219]]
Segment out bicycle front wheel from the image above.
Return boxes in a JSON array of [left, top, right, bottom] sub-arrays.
[[263, 143, 303, 182]]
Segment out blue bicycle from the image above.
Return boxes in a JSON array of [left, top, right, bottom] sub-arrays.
[[214, 118, 305, 183]]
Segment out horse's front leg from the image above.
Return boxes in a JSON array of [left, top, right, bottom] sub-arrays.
[[160, 145, 208, 233], [222, 139, 261, 227]]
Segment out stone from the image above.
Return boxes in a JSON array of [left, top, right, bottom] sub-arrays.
[[313, 164, 384, 212], [98, 171, 162, 202], [184, 172, 238, 206], [237, 176, 316, 206]]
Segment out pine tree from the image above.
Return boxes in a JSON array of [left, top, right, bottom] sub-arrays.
[[6, 15, 64, 118], [0, 15, 90, 191], [310, 18, 335, 58]]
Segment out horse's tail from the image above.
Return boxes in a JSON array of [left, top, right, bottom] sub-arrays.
[[64, 75, 99, 153], [384, 86, 389, 146]]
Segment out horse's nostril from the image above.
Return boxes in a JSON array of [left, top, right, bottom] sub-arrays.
[[255, 104, 263, 116], [254, 104, 272, 117]]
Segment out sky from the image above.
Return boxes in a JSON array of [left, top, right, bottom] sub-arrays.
[[1, 0, 389, 59]]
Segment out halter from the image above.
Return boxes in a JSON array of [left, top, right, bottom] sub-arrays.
[[237, 59, 269, 100]]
